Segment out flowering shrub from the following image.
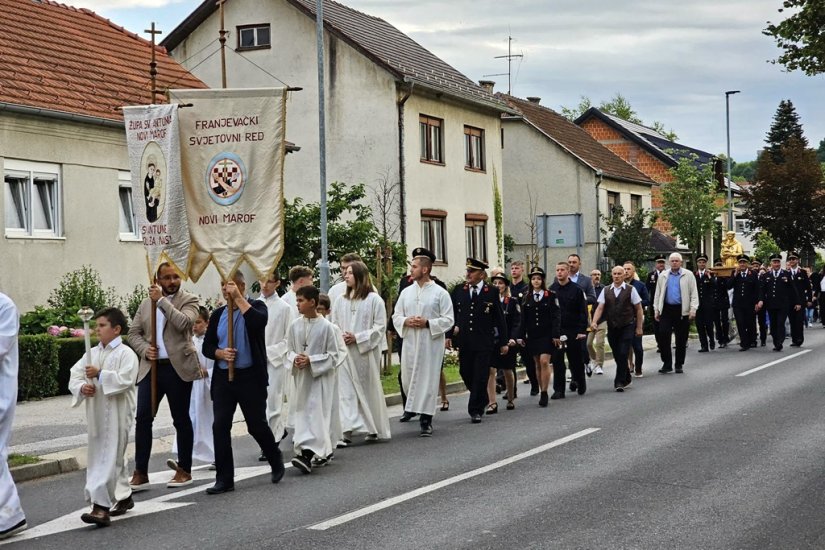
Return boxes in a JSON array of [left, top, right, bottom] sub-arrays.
[[46, 326, 88, 338]]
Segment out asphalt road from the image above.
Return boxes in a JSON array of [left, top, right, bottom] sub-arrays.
[[6, 327, 825, 549]]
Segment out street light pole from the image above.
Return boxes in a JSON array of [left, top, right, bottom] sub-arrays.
[[725, 90, 740, 231]]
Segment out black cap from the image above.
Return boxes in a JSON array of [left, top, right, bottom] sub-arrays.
[[751, 257, 761, 265], [466, 257, 489, 271], [787, 250, 799, 260], [737, 254, 750, 263], [696, 254, 708, 262], [713, 258, 723, 265], [769, 253, 782, 262], [490, 273, 510, 285], [411, 247, 436, 263], [654, 254, 666, 262], [528, 266, 546, 279]]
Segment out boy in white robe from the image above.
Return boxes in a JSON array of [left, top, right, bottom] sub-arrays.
[[286, 286, 345, 474], [69, 308, 139, 527], [190, 307, 214, 464], [0, 293, 26, 540]]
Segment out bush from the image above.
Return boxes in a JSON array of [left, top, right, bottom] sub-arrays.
[[55, 337, 98, 395], [19, 306, 63, 336], [17, 335, 59, 401], [122, 284, 147, 320], [46, 265, 118, 326]]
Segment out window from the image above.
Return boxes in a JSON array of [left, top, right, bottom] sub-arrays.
[[4, 160, 61, 237], [630, 194, 642, 215], [464, 126, 485, 171], [735, 219, 750, 234], [118, 171, 139, 240], [421, 210, 447, 263], [465, 214, 488, 263], [237, 24, 271, 50], [419, 115, 443, 164], [607, 191, 620, 216]]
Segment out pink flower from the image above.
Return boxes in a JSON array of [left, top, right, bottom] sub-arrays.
[[47, 325, 61, 336], [70, 328, 85, 338]]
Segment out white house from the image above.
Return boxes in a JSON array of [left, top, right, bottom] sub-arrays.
[[162, 0, 514, 282]]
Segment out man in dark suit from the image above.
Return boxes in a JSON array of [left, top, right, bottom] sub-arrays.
[[712, 259, 731, 348], [758, 253, 802, 352], [785, 251, 812, 347], [694, 254, 717, 352], [728, 255, 760, 350], [448, 258, 508, 423], [751, 258, 768, 346], [646, 254, 666, 350], [202, 272, 284, 494]]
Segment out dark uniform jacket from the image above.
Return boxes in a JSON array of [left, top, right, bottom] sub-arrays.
[[727, 269, 760, 309], [714, 275, 730, 308], [788, 268, 813, 305], [550, 281, 588, 335], [510, 280, 529, 303], [451, 283, 508, 352], [759, 269, 802, 310], [498, 295, 522, 343], [520, 289, 561, 341], [646, 269, 663, 308], [694, 270, 717, 308]]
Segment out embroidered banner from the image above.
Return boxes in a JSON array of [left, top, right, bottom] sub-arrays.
[[123, 104, 190, 280], [170, 88, 287, 282]]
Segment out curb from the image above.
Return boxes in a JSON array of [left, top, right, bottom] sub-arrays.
[[10, 453, 79, 483]]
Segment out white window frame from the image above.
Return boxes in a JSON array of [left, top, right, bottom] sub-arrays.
[[237, 24, 271, 50], [4, 159, 62, 239], [118, 171, 140, 241]]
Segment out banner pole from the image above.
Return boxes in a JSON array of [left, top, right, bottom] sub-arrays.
[[150, 296, 159, 417], [227, 297, 235, 382]]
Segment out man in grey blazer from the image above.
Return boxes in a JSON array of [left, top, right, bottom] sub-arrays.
[[128, 262, 201, 491]]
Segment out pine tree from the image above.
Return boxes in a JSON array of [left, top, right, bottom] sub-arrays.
[[765, 99, 807, 162]]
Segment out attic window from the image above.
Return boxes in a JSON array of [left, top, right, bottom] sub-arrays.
[[237, 24, 271, 51]]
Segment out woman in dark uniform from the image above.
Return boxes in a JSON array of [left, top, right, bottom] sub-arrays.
[[518, 267, 561, 408], [487, 273, 522, 412]]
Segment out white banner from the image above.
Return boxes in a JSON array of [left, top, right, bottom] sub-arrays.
[[170, 88, 287, 282], [123, 104, 190, 279]]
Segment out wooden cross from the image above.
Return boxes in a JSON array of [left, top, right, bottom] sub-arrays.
[[144, 22, 163, 103]]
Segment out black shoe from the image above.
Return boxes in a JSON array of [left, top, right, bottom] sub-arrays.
[[550, 391, 564, 400], [522, 379, 530, 384], [658, 367, 673, 374], [568, 381, 578, 392], [80, 504, 111, 527], [110, 495, 134, 517], [761, 341, 767, 347], [206, 481, 235, 495], [471, 414, 483, 424], [0, 518, 26, 540], [270, 459, 286, 484], [420, 424, 433, 437], [530, 388, 540, 396], [258, 452, 268, 462], [698, 348, 709, 353], [790, 343, 802, 347], [399, 412, 417, 423], [538, 392, 549, 407], [719, 343, 727, 349], [710, 344, 715, 350], [291, 454, 312, 474], [674, 367, 684, 374], [577, 383, 586, 396], [739, 346, 749, 352], [773, 346, 783, 352], [615, 385, 624, 392]]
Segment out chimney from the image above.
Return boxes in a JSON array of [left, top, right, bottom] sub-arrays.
[[478, 80, 495, 93], [526, 96, 541, 104]]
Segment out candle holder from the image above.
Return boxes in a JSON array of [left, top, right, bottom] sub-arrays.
[[77, 306, 94, 374]]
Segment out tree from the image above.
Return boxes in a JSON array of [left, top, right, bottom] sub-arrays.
[[560, 92, 678, 141], [730, 159, 757, 182], [752, 230, 782, 262], [661, 154, 722, 254], [817, 137, 825, 163], [744, 138, 825, 252], [601, 205, 656, 267], [765, 99, 807, 162], [764, 0, 825, 76]]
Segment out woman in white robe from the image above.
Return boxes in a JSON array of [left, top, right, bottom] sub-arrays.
[[0, 293, 26, 539], [332, 261, 390, 443]]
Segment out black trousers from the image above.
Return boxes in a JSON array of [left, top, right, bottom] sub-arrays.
[[135, 360, 193, 473], [788, 306, 805, 345], [733, 307, 756, 349], [521, 347, 538, 391], [767, 308, 788, 349], [658, 304, 691, 369], [459, 349, 491, 416], [695, 305, 715, 350], [714, 306, 730, 345], [211, 367, 281, 486], [756, 309, 768, 344], [630, 335, 644, 372], [607, 324, 633, 388], [552, 334, 585, 394]]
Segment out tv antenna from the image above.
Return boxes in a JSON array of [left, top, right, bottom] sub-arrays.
[[484, 35, 523, 95]]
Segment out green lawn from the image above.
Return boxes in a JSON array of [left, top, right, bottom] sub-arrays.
[[8, 453, 40, 467], [381, 362, 463, 395]]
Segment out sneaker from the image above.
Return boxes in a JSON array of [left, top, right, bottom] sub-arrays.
[[594, 366, 604, 375], [129, 470, 149, 492], [615, 386, 624, 392], [0, 519, 27, 540], [311, 455, 330, 467], [365, 433, 379, 442], [634, 370, 644, 378], [167, 468, 193, 488], [623, 378, 632, 388], [291, 454, 312, 474], [585, 362, 593, 377], [420, 424, 433, 437], [336, 440, 349, 448]]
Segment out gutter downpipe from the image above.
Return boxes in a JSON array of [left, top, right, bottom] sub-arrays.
[[595, 169, 603, 268], [397, 80, 414, 245]]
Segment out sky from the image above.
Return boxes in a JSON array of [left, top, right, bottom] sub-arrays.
[[75, 0, 824, 162]]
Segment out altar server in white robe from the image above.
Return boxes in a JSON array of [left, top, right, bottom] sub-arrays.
[[0, 293, 26, 540], [69, 308, 139, 527], [286, 286, 346, 474], [332, 261, 391, 444], [261, 275, 296, 457], [392, 249, 454, 436], [282, 265, 314, 314], [189, 307, 214, 464]]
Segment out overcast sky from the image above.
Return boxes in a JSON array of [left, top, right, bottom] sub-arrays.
[[79, 0, 824, 162]]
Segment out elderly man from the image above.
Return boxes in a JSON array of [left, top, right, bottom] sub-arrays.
[[653, 253, 699, 374]]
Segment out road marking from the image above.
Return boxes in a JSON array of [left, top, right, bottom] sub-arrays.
[[736, 349, 812, 377], [0, 464, 285, 545], [307, 427, 600, 531]]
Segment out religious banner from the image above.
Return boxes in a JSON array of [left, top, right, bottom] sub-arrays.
[[123, 104, 190, 279], [170, 88, 287, 282]]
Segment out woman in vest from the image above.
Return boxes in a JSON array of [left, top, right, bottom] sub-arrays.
[[518, 267, 560, 408], [487, 273, 522, 412]]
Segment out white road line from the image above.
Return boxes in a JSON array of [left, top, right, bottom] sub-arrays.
[[736, 349, 812, 377], [307, 427, 600, 531]]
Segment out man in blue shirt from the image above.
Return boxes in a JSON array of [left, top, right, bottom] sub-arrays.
[[203, 272, 285, 494], [653, 253, 699, 374]]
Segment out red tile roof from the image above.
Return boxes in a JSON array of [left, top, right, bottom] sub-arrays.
[[0, 0, 205, 123], [500, 94, 655, 185]]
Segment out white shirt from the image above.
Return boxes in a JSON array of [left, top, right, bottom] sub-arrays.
[[469, 281, 483, 298], [155, 294, 175, 360], [597, 282, 642, 305]]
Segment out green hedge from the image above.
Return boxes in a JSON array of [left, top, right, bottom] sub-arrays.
[[55, 337, 99, 395], [17, 335, 59, 401]]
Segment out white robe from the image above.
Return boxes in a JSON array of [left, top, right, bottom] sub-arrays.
[[392, 281, 454, 416], [285, 316, 345, 457], [281, 290, 299, 316], [263, 292, 296, 442], [68, 336, 138, 508], [188, 334, 214, 463], [332, 292, 391, 439], [0, 293, 25, 531], [327, 281, 347, 308]]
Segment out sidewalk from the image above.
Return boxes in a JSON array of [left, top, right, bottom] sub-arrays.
[[9, 334, 660, 481]]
